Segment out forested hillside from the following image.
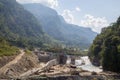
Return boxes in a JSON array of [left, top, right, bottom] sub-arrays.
[[0, 0, 56, 49], [24, 3, 97, 48], [89, 17, 120, 72]]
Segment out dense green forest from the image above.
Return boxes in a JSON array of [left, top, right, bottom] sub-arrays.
[[89, 17, 120, 72], [0, 0, 58, 49], [0, 0, 87, 57]]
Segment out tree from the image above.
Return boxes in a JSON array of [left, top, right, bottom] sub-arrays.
[[89, 17, 120, 73]]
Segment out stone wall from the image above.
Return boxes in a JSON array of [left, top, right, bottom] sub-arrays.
[[34, 51, 67, 65]]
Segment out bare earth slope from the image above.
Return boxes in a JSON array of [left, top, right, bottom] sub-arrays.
[[0, 50, 24, 74], [0, 50, 39, 79]]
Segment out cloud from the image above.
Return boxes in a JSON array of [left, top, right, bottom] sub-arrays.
[[48, 0, 58, 8], [16, 0, 58, 8], [62, 10, 74, 24], [80, 14, 109, 33], [75, 7, 81, 12]]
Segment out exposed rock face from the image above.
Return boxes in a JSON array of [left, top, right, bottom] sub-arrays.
[[57, 53, 67, 64], [42, 59, 58, 71], [34, 51, 67, 65], [92, 56, 101, 66], [0, 55, 16, 68], [0, 53, 39, 79], [70, 56, 75, 65], [19, 59, 58, 78], [34, 51, 55, 62]]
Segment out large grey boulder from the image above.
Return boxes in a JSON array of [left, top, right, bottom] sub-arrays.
[[57, 53, 67, 64]]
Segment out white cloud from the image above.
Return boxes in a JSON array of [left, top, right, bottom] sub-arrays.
[[75, 7, 81, 12], [80, 14, 109, 33], [16, 0, 58, 8], [62, 10, 74, 24], [48, 0, 58, 8]]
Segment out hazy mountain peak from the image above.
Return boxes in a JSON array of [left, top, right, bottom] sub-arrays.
[[24, 3, 97, 48]]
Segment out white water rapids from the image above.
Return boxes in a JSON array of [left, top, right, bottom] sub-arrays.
[[66, 56, 102, 73]]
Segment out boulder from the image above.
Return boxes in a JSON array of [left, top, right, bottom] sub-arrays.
[[70, 56, 75, 65], [57, 53, 67, 65]]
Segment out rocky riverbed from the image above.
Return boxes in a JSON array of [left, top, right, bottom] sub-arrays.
[[18, 54, 120, 80], [18, 64, 120, 80], [0, 50, 119, 80]]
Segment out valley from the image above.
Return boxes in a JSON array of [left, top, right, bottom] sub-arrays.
[[0, 0, 120, 80], [0, 49, 119, 80]]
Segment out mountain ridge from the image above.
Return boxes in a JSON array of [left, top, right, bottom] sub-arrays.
[[0, 0, 57, 48], [23, 3, 97, 48]]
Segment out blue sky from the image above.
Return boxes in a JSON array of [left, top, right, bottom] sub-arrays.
[[58, 0, 120, 22], [17, 0, 120, 33]]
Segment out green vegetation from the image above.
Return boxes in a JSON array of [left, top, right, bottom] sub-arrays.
[[24, 49, 32, 54], [24, 4, 97, 49], [89, 17, 120, 72], [0, 0, 62, 57], [0, 0, 90, 57], [0, 38, 19, 57], [0, 0, 59, 49], [43, 46, 88, 56]]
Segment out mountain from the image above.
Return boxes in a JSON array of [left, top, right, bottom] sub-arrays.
[[23, 3, 97, 48], [0, 37, 18, 57], [88, 17, 120, 72], [0, 0, 56, 48]]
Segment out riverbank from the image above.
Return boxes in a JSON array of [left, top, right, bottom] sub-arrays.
[[18, 64, 120, 80], [0, 50, 119, 80], [17, 52, 120, 80], [18, 54, 120, 80]]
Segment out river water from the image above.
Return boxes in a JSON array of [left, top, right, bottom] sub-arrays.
[[66, 56, 102, 73]]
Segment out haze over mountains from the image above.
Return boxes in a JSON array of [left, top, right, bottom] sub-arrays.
[[0, 0, 97, 49], [0, 0, 56, 48], [1, 0, 120, 79], [23, 3, 97, 48]]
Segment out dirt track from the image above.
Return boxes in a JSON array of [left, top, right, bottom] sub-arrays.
[[0, 50, 25, 74]]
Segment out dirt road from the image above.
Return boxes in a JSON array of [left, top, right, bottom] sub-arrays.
[[0, 50, 25, 74]]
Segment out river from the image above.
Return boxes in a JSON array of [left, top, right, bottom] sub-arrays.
[[66, 56, 102, 73]]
